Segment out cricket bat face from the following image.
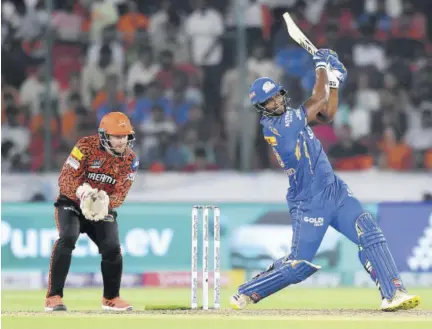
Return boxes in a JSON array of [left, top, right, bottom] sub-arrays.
[[283, 12, 317, 55]]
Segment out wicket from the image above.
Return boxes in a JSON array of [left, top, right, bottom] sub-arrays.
[[191, 205, 221, 310]]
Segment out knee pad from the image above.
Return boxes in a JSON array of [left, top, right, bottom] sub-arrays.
[[356, 213, 405, 299], [239, 260, 320, 303]]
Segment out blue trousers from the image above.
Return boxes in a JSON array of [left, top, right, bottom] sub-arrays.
[[287, 175, 381, 294]]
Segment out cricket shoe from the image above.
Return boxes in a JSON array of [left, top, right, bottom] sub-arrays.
[[230, 293, 253, 310], [45, 295, 67, 311], [380, 290, 421, 312], [102, 297, 133, 311]]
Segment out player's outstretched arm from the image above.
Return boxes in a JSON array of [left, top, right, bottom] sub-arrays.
[[316, 89, 338, 124], [303, 49, 330, 123], [316, 55, 347, 123]]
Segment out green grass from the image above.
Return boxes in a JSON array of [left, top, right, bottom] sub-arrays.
[[2, 288, 432, 329]]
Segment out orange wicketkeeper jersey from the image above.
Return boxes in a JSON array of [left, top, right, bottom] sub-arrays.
[[58, 135, 138, 209]]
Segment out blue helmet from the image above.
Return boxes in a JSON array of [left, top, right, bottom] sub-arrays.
[[249, 77, 288, 116]]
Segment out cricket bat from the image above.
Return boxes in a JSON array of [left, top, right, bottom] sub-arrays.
[[283, 12, 318, 55]]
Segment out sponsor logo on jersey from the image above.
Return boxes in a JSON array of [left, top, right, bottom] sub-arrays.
[[71, 146, 84, 160], [89, 159, 105, 169], [306, 126, 315, 139], [284, 111, 293, 127], [269, 127, 281, 137], [304, 217, 324, 227], [127, 172, 137, 181], [131, 158, 139, 171], [284, 168, 296, 176], [87, 172, 116, 185], [262, 81, 276, 93], [66, 156, 80, 170], [63, 206, 80, 215], [295, 140, 301, 160]]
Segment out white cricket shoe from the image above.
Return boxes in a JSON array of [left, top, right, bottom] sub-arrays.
[[230, 293, 253, 310], [380, 290, 420, 312]]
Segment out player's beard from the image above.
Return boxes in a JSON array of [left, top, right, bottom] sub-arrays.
[[273, 105, 285, 115]]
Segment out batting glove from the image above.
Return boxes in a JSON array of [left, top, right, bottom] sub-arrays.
[[327, 55, 347, 88], [313, 49, 338, 71]]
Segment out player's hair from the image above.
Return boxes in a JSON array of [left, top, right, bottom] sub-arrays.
[[98, 112, 135, 157]]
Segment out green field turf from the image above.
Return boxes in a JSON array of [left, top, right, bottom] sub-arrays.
[[2, 288, 432, 329]]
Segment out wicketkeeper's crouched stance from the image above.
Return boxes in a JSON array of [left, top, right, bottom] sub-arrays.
[[45, 112, 139, 312]]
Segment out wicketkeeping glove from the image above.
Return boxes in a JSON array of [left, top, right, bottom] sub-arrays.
[[76, 183, 109, 221]]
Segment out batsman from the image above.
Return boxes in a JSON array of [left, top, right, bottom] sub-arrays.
[[230, 49, 421, 311], [45, 112, 138, 311]]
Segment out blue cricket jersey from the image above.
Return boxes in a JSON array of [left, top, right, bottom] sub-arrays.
[[260, 106, 335, 201]]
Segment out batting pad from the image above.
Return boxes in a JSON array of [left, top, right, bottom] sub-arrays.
[[238, 260, 320, 303], [356, 213, 405, 299]]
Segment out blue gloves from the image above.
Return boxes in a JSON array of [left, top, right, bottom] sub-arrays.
[[327, 55, 347, 88], [313, 49, 338, 70]]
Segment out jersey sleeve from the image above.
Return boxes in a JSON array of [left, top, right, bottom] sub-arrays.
[[273, 106, 307, 137], [109, 156, 139, 209], [58, 138, 90, 201]]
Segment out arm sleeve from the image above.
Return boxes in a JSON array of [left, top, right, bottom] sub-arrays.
[[109, 156, 139, 209], [58, 138, 89, 201]]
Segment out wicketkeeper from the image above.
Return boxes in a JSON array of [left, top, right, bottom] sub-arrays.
[[45, 112, 138, 311]]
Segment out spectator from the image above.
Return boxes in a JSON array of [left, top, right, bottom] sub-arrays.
[[126, 45, 160, 93], [352, 24, 387, 71], [95, 74, 127, 119], [52, 0, 84, 42], [61, 72, 82, 113], [1, 81, 21, 123], [1, 105, 30, 172], [183, 147, 219, 172], [9, 0, 50, 41], [185, 0, 224, 120], [84, 44, 123, 109], [390, 1, 426, 41], [378, 126, 413, 171], [371, 91, 408, 144], [247, 43, 282, 81], [155, 50, 187, 90], [149, 0, 176, 38], [117, 0, 149, 46], [357, 0, 392, 41], [140, 105, 177, 165], [220, 62, 259, 167], [165, 70, 203, 106], [89, 0, 119, 42], [180, 105, 210, 143], [19, 65, 60, 117], [87, 25, 124, 69], [328, 125, 373, 171], [164, 134, 189, 170], [405, 101, 432, 168], [133, 81, 170, 124], [151, 9, 189, 64], [62, 94, 95, 145], [167, 84, 195, 125]]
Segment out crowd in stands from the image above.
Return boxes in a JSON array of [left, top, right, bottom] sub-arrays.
[[2, 0, 432, 172]]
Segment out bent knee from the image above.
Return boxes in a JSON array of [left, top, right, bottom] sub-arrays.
[[58, 233, 79, 249], [101, 244, 121, 261]]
